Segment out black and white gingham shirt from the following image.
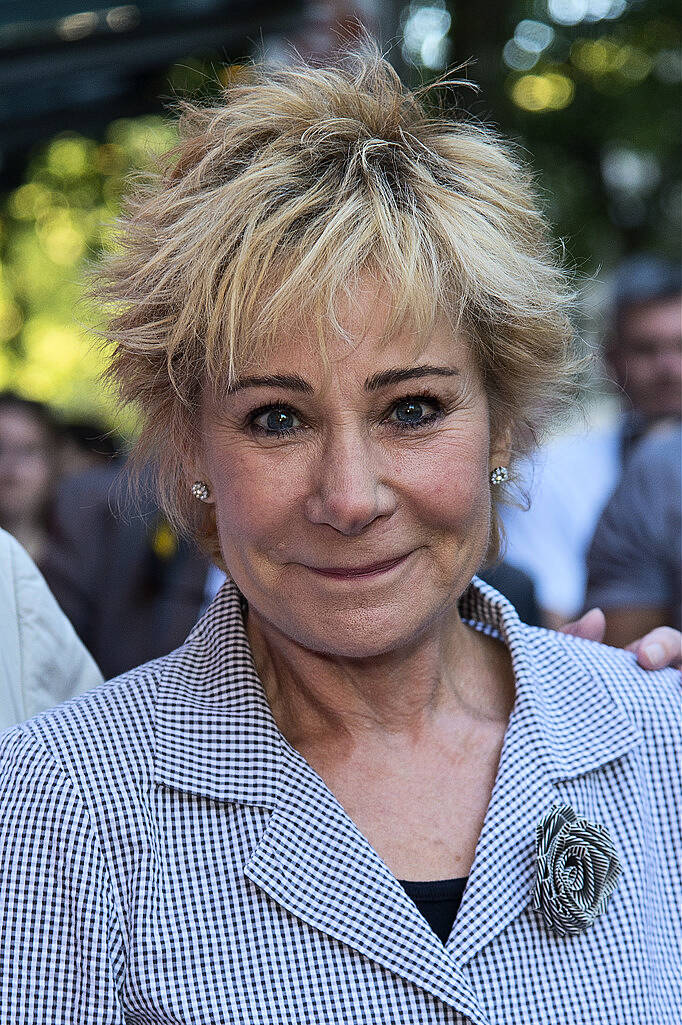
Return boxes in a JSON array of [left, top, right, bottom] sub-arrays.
[[1, 578, 680, 1024]]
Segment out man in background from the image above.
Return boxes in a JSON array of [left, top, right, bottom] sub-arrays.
[[502, 254, 682, 628], [586, 423, 681, 646]]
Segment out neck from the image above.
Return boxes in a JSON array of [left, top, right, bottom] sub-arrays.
[[246, 606, 515, 752]]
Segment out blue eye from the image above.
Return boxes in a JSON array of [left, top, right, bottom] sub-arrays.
[[251, 406, 301, 435], [391, 397, 439, 428], [266, 409, 295, 431]]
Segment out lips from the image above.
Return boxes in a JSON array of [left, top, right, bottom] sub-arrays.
[[304, 553, 411, 578]]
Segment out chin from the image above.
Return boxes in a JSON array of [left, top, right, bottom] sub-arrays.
[[264, 593, 443, 659], [289, 626, 418, 660]]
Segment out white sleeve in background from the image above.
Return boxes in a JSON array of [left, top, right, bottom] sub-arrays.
[[0, 528, 103, 731], [501, 426, 622, 618]]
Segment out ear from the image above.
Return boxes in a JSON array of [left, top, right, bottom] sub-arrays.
[[182, 450, 215, 505], [489, 422, 513, 474]]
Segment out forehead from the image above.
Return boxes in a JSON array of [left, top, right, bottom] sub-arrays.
[[238, 288, 472, 388]]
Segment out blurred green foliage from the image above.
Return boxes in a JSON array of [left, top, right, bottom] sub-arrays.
[[403, 0, 680, 268], [0, 116, 178, 425], [503, 1, 680, 270]]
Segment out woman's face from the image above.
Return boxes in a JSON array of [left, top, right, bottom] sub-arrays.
[[0, 407, 54, 526], [198, 295, 508, 658]]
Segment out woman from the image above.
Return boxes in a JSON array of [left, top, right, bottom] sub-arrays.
[[1, 51, 679, 1024], [0, 392, 62, 564]]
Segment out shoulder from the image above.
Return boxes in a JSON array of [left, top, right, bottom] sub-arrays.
[[1, 662, 162, 910], [616, 425, 682, 502], [627, 423, 681, 472], [0, 660, 160, 801], [586, 429, 681, 594], [525, 624, 681, 740]]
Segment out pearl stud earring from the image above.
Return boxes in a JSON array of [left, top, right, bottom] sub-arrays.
[[490, 466, 509, 485], [191, 481, 211, 502]]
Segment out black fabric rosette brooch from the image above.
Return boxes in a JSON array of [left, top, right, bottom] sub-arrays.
[[532, 804, 622, 937]]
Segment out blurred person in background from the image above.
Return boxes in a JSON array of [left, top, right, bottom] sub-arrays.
[[59, 417, 124, 478], [586, 422, 682, 647], [606, 259, 682, 424], [502, 254, 682, 628], [41, 461, 210, 678], [0, 526, 102, 732], [0, 391, 63, 565]]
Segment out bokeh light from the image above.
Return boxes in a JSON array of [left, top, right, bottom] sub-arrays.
[[401, 2, 452, 70], [571, 38, 652, 83], [547, 0, 627, 26], [516, 20, 555, 54], [510, 72, 576, 111], [601, 146, 660, 193], [503, 19, 556, 71]]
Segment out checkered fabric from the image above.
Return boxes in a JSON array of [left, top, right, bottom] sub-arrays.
[[1, 577, 680, 1024]]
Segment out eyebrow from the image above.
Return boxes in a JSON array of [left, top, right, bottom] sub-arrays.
[[227, 374, 314, 395], [364, 365, 460, 392], [228, 365, 459, 396]]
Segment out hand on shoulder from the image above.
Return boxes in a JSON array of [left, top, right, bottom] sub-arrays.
[[559, 609, 681, 671]]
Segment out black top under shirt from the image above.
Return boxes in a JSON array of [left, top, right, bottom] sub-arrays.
[[399, 877, 469, 945]]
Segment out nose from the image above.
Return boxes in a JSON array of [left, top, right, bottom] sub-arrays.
[[304, 428, 396, 535]]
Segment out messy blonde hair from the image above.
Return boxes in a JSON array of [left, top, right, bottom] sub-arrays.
[[99, 46, 582, 564]]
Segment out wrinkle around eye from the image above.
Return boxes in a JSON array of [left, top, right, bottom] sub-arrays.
[[376, 391, 450, 433]]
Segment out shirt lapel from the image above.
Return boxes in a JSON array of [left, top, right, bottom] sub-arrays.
[[450, 579, 642, 964], [244, 740, 489, 1023], [153, 575, 641, 1012]]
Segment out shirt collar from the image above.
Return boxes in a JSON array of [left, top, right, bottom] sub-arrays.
[[152, 575, 642, 1001], [153, 574, 641, 804], [458, 576, 641, 781], [153, 579, 284, 807]]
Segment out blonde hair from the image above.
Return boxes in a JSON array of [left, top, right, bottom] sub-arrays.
[[98, 47, 583, 564]]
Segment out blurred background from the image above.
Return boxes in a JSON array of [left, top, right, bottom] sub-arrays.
[[0, 0, 678, 428]]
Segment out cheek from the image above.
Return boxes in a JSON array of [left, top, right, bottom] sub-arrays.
[[396, 433, 491, 526], [207, 447, 308, 545], [22, 461, 51, 494]]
